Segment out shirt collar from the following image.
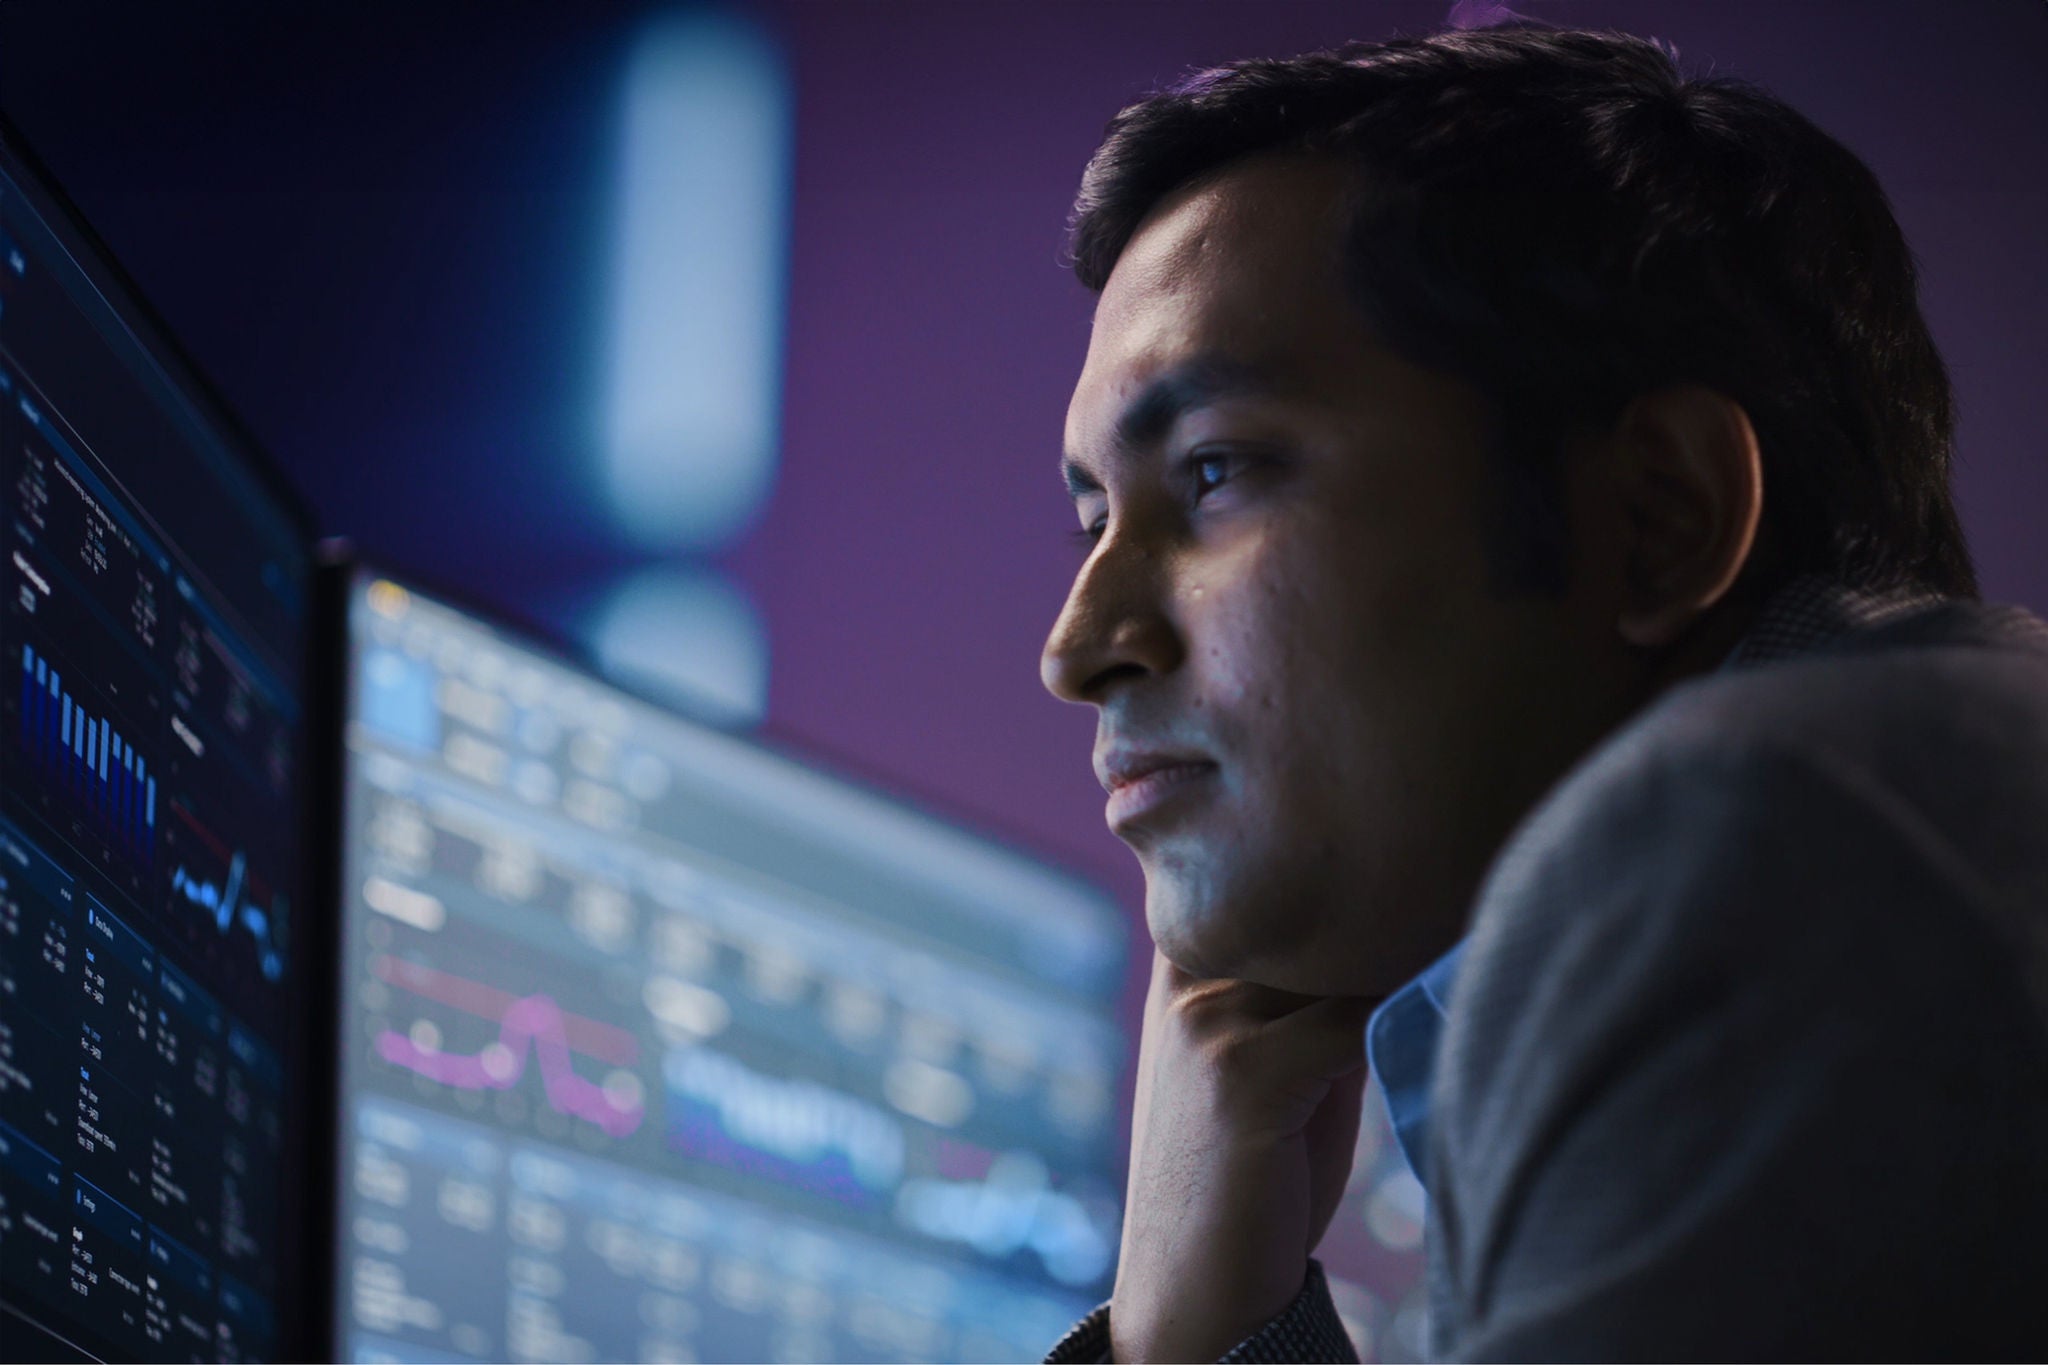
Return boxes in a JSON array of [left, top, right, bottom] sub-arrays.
[[1719, 573, 1945, 667], [1362, 574, 1950, 1191], [1365, 941, 1463, 1189]]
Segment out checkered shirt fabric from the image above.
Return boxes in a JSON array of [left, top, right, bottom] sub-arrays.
[[1044, 1260, 1358, 1364], [1721, 574, 1947, 665]]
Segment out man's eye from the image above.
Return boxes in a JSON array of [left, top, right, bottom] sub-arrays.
[[1189, 451, 1242, 500]]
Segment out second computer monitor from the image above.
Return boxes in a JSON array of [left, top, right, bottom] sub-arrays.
[[330, 569, 1130, 1363]]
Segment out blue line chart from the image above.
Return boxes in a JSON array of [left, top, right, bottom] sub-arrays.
[[171, 853, 285, 984]]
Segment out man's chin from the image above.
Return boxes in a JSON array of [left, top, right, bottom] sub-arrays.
[[1142, 878, 1266, 982], [1143, 874, 1373, 994]]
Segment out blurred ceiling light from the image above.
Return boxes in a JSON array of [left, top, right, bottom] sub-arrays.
[[587, 564, 768, 726], [600, 8, 790, 551]]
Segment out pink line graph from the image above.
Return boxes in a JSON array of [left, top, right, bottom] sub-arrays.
[[372, 958, 644, 1137], [373, 954, 638, 1065]]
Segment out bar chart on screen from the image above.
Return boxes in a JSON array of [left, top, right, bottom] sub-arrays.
[[15, 640, 157, 870]]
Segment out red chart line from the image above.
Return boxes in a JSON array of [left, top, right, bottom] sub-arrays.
[[166, 798, 273, 903], [372, 953, 639, 1066]]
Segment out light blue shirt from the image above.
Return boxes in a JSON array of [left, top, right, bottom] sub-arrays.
[[1364, 942, 1463, 1189]]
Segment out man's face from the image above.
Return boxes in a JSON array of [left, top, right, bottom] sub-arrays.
[[1043, 153, 1632, 996]]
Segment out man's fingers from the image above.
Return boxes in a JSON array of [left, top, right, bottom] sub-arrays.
[[1128, 950, 1183, 1156], [1304, 1063, 1370, 1252], [1113, 957, 1378, 1364], [1258, 992, 1374, 1083]]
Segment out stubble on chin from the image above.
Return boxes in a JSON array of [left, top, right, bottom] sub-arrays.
[[1139, 844, 1289, 984]]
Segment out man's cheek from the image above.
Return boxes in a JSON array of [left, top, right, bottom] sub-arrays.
[[1198, 564, 1311, 705]]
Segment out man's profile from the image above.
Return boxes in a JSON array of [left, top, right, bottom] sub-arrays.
[[1036, 23, 2048, 1362]]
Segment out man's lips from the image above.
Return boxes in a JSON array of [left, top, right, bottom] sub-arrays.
[[1097, 750, 1219, 829]]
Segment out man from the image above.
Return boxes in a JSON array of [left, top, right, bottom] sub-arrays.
[[1038, 24, 2048, 1362]]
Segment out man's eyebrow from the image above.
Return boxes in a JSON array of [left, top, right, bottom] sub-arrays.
[[1114, 355, 1276, 453], [1060, 356, 1277, 499]]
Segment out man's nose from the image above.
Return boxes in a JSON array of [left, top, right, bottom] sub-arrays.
[[1041, 532, 1184, 705]]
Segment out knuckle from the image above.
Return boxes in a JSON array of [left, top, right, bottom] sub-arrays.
[[1201, 1026, 1263, 1084]]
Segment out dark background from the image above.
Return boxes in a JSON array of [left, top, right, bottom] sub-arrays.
[[4, 2, 2043, 1354]]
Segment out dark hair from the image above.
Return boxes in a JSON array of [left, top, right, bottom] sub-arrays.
[[1069, 24, 1977, 599]]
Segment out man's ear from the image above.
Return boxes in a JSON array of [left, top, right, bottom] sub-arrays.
[[1608, 385, 1764, 648]]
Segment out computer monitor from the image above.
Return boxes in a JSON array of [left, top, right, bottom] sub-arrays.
[[0, 122, 316, 1362], [330, 567, 1131, 1364]]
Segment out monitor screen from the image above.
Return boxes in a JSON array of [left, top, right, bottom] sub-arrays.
[[0, 127, 313, 1361], [332, 571, 1131, 1364]]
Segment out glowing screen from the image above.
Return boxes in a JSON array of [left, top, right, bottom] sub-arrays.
[[0, 130, 310, 1361], [333, 572, 1129, 1363]]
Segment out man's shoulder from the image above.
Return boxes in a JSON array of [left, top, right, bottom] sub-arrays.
[[1428, 600, 2048, 1360], [1461, 598, 2048, 1035], [1504, 598, 2048, 913], [1640, 596, 2048, 782]]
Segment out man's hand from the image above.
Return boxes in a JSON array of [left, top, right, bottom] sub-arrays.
[[1109, 951, 1373, 1363]]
